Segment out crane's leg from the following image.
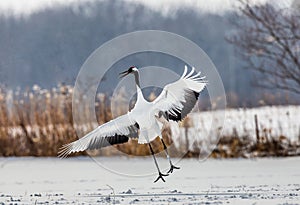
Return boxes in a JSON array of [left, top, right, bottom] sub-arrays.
[[160, 138, 180, 174], [148, 143, 168, 183]]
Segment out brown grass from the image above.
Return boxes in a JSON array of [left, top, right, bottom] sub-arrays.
[[0, 84, 178, 157], [210, 135, 300, 158], [0, 84, 299, 158]]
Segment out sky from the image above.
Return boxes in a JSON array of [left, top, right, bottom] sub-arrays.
[[0, 0, 294, 17]]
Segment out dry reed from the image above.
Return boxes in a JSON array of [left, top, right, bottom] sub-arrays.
[[0, 84, 299, 158]]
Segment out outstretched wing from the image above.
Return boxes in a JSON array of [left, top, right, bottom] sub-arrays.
[[58, 113, 138, 158], [153, 66, 207, 121]]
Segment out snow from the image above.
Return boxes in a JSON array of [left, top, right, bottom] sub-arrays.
[[0, 157, 300, 204], [171, 106, 300, 153]]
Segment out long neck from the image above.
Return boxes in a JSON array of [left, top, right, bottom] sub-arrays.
[[134, 71, 144, 101], [134, 71, 140, 88]]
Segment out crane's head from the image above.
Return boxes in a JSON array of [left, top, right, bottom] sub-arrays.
[[119, 66, 138, 78]]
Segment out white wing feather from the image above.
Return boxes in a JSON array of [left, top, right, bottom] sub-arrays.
[[153, 66, 207, 121], [58, 113, 138, 158]]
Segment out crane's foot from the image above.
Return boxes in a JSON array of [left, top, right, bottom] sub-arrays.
[[154, 172, 169, 183], [167, 164, 180, 174]]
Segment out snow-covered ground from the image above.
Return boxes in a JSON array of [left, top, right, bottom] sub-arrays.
[[0, 157, 300, 204], [170, 106, 300, 153]]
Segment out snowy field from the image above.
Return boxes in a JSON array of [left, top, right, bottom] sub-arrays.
[[169, 106, 300, 152], [1, 157, 300, 204], [190, 105, 299, 140]]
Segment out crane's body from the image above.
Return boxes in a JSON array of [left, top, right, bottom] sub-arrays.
[[59, 65, 207, 182], [127, 84, 162, 144]]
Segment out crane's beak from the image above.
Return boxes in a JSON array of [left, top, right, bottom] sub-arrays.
[[119, 70, 129, 78]]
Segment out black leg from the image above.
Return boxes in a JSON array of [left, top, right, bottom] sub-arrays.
[[148, 143, 168, 183], [161, 138, 180, 174]]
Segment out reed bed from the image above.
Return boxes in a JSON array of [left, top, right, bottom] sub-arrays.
[[0, 85, 75, 156], [0, 84, 174, 157], [0, 84, 299, 158]]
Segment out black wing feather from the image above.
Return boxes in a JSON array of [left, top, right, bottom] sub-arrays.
[[168, 90, 199, 121]]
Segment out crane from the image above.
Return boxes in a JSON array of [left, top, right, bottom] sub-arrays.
[[59, 65, 207, 182]]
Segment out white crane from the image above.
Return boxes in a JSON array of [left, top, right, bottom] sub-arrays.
[[59, 65, 207, 182]]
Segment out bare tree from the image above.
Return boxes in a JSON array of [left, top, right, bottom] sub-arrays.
[[227, 0, 300, 94]]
